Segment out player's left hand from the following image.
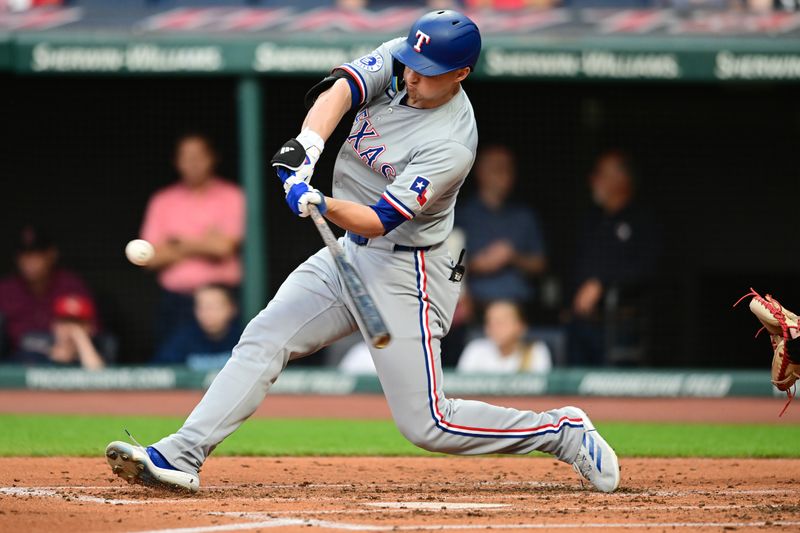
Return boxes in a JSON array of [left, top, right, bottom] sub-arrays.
[[285, 181, 327, 217], [271, 129, 325, 192]]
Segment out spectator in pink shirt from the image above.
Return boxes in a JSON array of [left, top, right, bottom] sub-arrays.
[[0, 225, 97, 355], [140, 133, 245, 343]]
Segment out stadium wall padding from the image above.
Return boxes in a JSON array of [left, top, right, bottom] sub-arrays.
[[0, 365, 778, 398]]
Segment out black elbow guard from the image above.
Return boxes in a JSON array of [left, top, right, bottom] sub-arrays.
[[304, 70, 350, 110]]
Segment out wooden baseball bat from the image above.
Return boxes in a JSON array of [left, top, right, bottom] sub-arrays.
[[307, 204, 391, 349]]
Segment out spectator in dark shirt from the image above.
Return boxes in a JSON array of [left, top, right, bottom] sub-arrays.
[[12, 294, 114, 369], [0, 225, 97, 354], [152, 284, 242, 371], [569, 151, 661, 366], [455, 145, 547, 308]]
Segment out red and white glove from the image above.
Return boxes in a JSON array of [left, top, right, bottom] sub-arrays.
[[736, 288, 800, 415]]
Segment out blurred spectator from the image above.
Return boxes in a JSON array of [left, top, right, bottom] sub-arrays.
[[141, 133, 245, 343], [2, 0, 63, 12], [568, 150, 661, 366], [455, 145, 547, 308], [338, 340, 375, 375], [465, 0, 560, 8], [11, 294, 114, 369], [457, 300, 552, 373], [367, 0, 462, 7], [776, 0, 800, 11], [337, 0, 366, 8], [152, 284, 242, 371], [0, 225, 97, 354]]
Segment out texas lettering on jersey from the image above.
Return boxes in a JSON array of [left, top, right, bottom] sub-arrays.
[[346, 109, 396, 181]]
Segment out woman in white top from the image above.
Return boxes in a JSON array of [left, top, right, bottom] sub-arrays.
[[457, 300, 552, 374]]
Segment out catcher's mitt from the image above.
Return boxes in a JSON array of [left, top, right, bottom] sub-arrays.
[[734, 288, 800, 415]]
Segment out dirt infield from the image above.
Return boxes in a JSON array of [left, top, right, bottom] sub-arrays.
[[3, 392, 799, 531], [1, 456, 800, 532], [2, 390, 799, 423]]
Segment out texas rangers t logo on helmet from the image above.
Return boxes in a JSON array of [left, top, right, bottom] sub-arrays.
[[413, 30, 431, 53]]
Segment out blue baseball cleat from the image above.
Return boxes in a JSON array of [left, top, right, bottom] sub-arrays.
[[105, 432, 199, 492], [566, 407, 620, 493]]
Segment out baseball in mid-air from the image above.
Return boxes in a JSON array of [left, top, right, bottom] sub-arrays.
[[125, 239, 154, 266]]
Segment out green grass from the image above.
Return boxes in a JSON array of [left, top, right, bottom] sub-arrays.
[[1, 414, 799, 458]]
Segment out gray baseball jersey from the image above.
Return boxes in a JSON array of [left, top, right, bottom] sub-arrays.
[[151, 40, 589, 478], [332, 38, 477, 248]]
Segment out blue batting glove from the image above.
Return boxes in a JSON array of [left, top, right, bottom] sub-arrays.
[[285, 182, 327, 217], [275, 166, 293, 184], [276, 166, 312, 195]]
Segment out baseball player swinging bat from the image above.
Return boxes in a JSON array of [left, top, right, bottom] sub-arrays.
[[306, 204, 391, 349], [105, 9, 619, 495]]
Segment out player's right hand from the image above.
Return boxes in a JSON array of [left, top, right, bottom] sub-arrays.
[[285, 182, 327, 218], [271, 129, 325, 189]]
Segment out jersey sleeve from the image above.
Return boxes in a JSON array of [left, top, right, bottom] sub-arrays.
[[371, 140, 474, 234], [332, 37, 403, 108]]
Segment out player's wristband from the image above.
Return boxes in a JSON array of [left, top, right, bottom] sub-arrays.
[[295, 129, 324, 166]]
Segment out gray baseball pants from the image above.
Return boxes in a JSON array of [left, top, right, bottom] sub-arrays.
[[153, 237, 586, 474]]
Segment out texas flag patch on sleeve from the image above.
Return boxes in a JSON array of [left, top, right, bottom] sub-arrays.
[[410, 176, 432, 207]]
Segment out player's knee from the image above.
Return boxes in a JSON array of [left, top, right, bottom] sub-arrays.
[[395, 419, 445, 452], [399, 427, 435, 451]]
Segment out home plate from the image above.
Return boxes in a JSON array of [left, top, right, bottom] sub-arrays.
[[365, 502, 510, 510]]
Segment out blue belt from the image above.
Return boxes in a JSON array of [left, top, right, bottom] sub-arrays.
[[347, 232, 431, 252]]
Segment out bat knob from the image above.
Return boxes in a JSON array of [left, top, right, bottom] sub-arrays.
[[372, 333, 391, 349]]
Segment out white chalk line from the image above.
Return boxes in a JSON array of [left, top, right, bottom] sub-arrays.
[[0, 487, 470, 507], [0, 488, 502, 516], [211, 508, 509, 517], [134, 515, 800, 533], [0, 487, 796, 517], [364, 502, 509, 510], [3, 485, 800, 512], [5, 485, 800, 533], [4, 482, 800, 496], [0, 487, 189, 505], [204, 501, 795, 517]]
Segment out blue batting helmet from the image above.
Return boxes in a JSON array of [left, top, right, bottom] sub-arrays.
[[391, 10, 481, 77]]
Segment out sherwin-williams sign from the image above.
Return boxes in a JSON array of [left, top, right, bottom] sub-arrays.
[[4, 6, 800, 80], [481, 49, 682, 79], [28, 42, 224, 72], [714, 51, 800, 80], [9, 36, 800, 81]]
